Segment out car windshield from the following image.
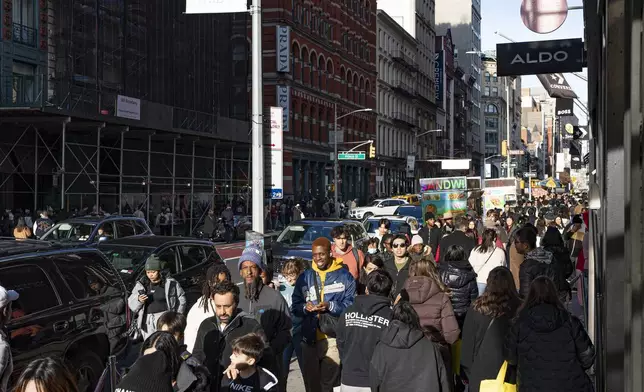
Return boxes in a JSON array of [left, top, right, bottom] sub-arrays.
[[41, 222, 97, 242], [394, 206, 422, 220], [364, 219, 405, 233], [370, 200, 382, 206], [276, 224, 335, 246], [100, 246, 150, 273]]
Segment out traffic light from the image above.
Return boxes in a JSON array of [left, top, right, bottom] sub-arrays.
[[501, 140, 508, 157], [369, 144, 376, 159]]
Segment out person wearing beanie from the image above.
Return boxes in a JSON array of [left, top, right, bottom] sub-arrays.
[[292, 236, 355, 392], [127, 254, 187, 340], [417, 211, 441, 253], [115, 350, 175, 392], [408, 234, 433, 262], [237, 245, 291, 392]]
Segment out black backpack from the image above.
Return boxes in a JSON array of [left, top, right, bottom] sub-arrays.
[[158, 214, 167, 225]]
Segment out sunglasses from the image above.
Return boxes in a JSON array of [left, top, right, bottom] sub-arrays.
[[392, 242, 407, 249]]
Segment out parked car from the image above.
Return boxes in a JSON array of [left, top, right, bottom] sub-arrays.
[[393, 204, 424, 225], [0, 239, 129, 392], [349, 198, 408, 220], [40, 215, 153, 246], [362, 215, 420, 237], [271, 219, 369, 272], [97, 236, 221, 307], [391, 194, 421, 206]]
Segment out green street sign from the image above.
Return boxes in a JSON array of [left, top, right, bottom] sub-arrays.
[[338, 152, 366, 160]]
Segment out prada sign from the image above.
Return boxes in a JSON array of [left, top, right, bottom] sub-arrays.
[[496, 38, 584, 76]]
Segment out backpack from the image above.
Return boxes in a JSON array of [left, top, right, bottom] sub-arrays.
[[158, 214, 167, 225]]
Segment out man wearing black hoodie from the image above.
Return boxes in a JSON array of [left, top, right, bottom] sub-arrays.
[[418, 212, 442, 254], [438, 215, 476, 262], [336, 270, 393, 392]]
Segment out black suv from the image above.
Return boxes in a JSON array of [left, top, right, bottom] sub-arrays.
[[97, 236, 221, 307], [0, 240, 128, 392], [40, 215, 152, 246]]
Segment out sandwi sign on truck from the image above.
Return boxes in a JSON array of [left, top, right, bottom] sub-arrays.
[[419, 177, 468, 218]]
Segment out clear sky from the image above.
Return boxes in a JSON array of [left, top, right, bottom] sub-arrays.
[[481, 0, 587, 123]]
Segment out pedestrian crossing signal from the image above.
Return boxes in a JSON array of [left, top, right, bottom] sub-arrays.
[[369, 145, 376, 158]]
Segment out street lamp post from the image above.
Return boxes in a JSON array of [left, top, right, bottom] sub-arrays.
[[334, 103, 372, 217], [506, 82, 511, 178]]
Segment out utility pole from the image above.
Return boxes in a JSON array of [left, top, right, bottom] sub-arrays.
[[251, 0, 264, 233], [506, 80, 511, 178]]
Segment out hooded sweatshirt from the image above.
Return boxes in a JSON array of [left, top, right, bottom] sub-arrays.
[[438, 259, 479, 321], [292, 257, 356, 344], [336, 295, 393, 387], [369, 320, 451, 392], [518, 248, 557, 298]]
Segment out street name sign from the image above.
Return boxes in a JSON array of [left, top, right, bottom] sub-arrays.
[[508, 150, 525, 155], [338, 152, 366, 160]]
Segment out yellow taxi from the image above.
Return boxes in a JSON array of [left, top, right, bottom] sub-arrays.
[[391, 194, 421, 206]]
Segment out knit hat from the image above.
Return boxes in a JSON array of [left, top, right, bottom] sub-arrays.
[[145, 254, 163, 271], [115, 351, 174, 392], [410, 235, 423, 247], [424, 212, 435, 221], [238, 245, 264, 271]]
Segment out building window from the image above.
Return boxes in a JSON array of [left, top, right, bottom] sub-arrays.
[[485, 131, 499, 145], [12, 0, 36, 47], [485, 104, 499, 114], [12, 61, 36, 105], [483, 86, 490, 96], [484, 72, 490, 82], [492, 73, 498, 82], [485, 117, 499, 129], [491, 87, 498, 97]]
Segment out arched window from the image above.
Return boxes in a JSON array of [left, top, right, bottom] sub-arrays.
[[291, 41, 300, 73], [346, 70, 352, 100], [353, 74, 359, 103], [318, 55, 325, 88], [340, 66, 346, 98], [485, 104, 499, 114], [309, 50, 317, 87], [359, 76, 365, 105], [492, 73, 498, 82], [484, 72, 491, 82]]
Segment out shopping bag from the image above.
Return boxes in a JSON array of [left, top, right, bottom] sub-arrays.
[[479, 361, 516, 392], [451, 339, 462, 376]]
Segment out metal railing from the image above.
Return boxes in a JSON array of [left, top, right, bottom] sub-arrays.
[[12, 23, 37, 47], [392, 112, 417, 128], [392, 50, 418, 70], [392, 80, 415, 97]]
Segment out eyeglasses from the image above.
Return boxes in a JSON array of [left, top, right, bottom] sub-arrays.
[[392, 242, 407, 249]]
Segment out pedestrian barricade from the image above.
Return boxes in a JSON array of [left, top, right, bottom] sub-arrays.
[[93, 355, 120, 392]]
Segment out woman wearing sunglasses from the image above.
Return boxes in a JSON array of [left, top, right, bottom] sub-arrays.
[[382, 234, 412, 298]]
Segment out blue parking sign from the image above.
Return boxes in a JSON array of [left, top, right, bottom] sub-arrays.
[[271, 189, 283, 200]]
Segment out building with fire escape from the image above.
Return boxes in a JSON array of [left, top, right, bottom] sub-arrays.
[[0, 0, 250, 234]]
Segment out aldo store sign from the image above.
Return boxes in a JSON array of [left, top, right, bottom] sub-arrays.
[[496, 38, 584, 76]]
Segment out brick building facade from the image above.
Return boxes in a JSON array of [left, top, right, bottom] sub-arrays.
[[260, 0, 378, 203]]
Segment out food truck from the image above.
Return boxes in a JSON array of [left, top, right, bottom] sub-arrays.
[[482, 178, 519, 214], [419, 176, 483, 219]]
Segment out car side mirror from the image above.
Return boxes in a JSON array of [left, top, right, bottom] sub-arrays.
[[97, 236, 108, 242]]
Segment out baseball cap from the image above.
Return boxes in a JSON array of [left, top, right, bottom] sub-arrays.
[[0, 286, 19, 309]]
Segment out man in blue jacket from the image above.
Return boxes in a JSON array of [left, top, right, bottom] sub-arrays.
[[292, 237, 356, 392]]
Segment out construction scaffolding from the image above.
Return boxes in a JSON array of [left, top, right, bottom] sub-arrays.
[[0, 115, 251, 233]]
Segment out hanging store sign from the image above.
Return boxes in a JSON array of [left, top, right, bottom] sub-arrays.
[[116, 95, 141, 120], [270, 107, 284, 199], [276, 25, 291, 73], [555, 98, 574, 116], [496, 38, 584, 76], [276, 85, 290, 132], [185, 0, 247, 14], [419, 176, 467, 192], [537, 73, 578, 99], [434, 51, 444, 103]]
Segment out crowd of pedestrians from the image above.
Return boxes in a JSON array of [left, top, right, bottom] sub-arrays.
[[0, 192, 595, 392]]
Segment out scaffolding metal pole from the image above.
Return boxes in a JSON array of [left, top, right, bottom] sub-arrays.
[[34, 128, 38, 212], [171, 138, 176, 236], [247, 146, 251, 215], [119, 130, 125, 214], [230, 146, 234, 202], [96, 127, 101, 210], [212, 146, 216, 207], [61, 122, 67, 210], [190, 141, 195, 232], [146, 134, 151, 223]]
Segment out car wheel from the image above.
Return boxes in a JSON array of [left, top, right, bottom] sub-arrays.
[[70, 349, 105, 392]]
